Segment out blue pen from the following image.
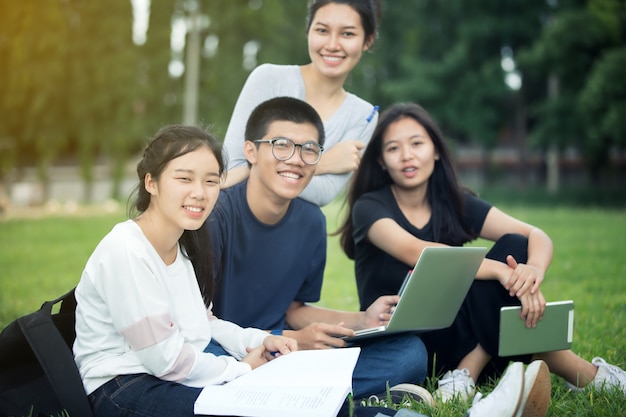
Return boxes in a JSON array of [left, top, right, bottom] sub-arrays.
[[366, 105, 379, 123], [357, 105, 379, 139]]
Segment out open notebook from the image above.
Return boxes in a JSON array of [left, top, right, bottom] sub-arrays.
[[344, 246, 487, 342]]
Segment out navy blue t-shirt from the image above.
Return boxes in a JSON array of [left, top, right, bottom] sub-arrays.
[[353, 185, 492, 310], [205, 181, 327, 330]]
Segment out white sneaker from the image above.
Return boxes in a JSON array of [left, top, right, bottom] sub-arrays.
[[591, 357, 626, 395], [468, 362, 524, 417], [360, 384, 435, 408], [515, 360, 551, 417], [388, 383, 434, 407], [565, 357, 626, 395], [434, 368, 476, 403]]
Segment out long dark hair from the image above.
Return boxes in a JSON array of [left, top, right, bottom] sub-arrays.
[[337, 103, 476, 259], [130, 124, 225, 303]]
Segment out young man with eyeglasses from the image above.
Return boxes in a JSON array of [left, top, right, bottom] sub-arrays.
[[196, 97, 434, 411]]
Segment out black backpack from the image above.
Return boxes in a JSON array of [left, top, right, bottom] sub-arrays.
[[0, 288, 94, 417]]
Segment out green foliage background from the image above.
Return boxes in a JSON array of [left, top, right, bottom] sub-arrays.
[[1, 0, 625, 203]]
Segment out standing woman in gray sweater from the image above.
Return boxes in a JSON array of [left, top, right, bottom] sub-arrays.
[[222, 0, 381, 207]]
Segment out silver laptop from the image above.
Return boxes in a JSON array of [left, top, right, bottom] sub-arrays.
[[344, 246, 487, 342], [499, 300, 574, 356]]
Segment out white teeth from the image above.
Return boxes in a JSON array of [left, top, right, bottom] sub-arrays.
[[323, 56, 343, 62], [403, 168, 416, 172], [280, 172, 300, 179], [185, 206, 202, 213]]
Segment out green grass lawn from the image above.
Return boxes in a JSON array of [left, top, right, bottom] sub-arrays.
[[1, 200, 625, 416]]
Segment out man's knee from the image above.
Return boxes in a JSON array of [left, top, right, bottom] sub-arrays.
[[382, 335, 428, 384]]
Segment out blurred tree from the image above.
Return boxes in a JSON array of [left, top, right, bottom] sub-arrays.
[[370, 1, 547, 146], [522, 0, 625, 183], [0, 1, 154, 202], [199, 0, 307, 138], [1, 0, 623, 202], [136, 0, 183, 134], [66, 1, 140, 202], [0, 2, 71, 202], [578, 46, 626, 180]]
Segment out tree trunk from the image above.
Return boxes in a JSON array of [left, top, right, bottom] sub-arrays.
[[546, 74, 560, 194]]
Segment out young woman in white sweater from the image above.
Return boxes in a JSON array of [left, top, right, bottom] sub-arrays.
[[73, 125, 296, 417]]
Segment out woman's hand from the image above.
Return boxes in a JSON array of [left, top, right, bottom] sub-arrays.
[[505, 255, 545, 297], [315, 140, 365, 175], [241, 345, 269, 370], [518, 288, 546, 328], [262, 335, 297, 360]]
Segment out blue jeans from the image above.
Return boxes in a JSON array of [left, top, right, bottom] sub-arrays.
[[89, 343, 222, 417], [350, 333, 428, 399], [89, 373, 202, 417]]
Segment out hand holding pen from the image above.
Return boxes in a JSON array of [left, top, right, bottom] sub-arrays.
[[314, 105, 379, 175]]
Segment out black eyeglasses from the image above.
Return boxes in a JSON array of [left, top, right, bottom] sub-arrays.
[[253, 137, 324, 165]]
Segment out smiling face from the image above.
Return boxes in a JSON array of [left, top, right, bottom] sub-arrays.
[[145, 146, 221, 234], [307, 2, 372, 80], [380, 117, 439, 192], [245, 120, 320, 204]]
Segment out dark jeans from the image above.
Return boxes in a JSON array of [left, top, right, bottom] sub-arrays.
[[89, 373, 202, 417]]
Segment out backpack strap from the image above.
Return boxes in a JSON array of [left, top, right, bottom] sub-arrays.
[[17, 288, 94, 417]]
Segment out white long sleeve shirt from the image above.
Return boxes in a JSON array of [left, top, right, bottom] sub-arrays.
[[73, 220, 268, 395]]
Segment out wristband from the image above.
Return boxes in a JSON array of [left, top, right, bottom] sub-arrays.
[[270, 329, 283, 336]]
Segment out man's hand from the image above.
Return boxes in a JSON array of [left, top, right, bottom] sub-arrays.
[[287, 322, 355, 350], [362, 295, 400, 329]]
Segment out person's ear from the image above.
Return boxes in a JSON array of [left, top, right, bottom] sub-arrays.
[[243, 140, 258, 165], [363, 35, 375, 52], [377, 157, 386, 171], [145, 173, 157, 195]]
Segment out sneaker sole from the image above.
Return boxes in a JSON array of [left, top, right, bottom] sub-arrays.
[[508, 362, 525, 417], [389, 383, 435, 407], [519, 360, 551, 417]]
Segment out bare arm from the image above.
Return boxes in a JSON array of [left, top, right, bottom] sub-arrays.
[[478, 207, 553, 295], [367, 216, 516, 287], [366, 207, 552, 328], [283, 297, 399, 349], [476, 207, 552, 328], [367, 218, 447, 266]]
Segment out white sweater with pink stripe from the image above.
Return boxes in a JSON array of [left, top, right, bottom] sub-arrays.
[[73, 220, 268, 395]]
